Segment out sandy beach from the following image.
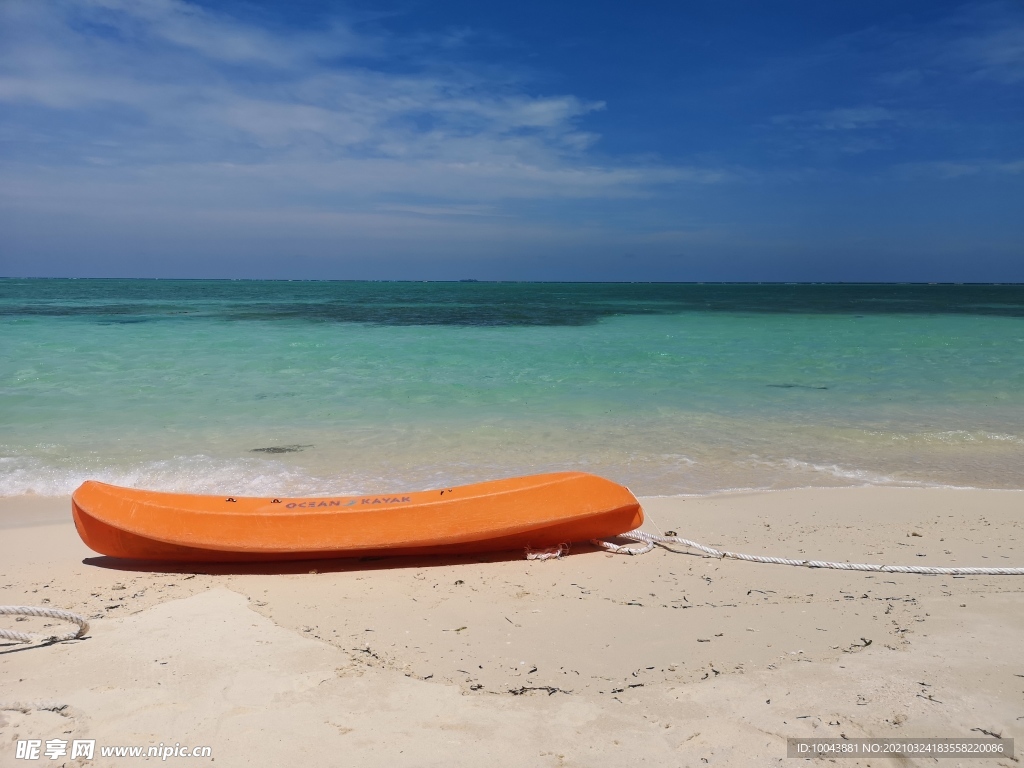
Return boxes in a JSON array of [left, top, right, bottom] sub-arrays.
[[2, 487, 1023, 767]]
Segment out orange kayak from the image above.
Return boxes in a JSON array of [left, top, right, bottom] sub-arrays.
[[71, 472, 643, 562]]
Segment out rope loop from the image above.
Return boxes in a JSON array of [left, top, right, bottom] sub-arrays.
[[0, 606, 90, 644]]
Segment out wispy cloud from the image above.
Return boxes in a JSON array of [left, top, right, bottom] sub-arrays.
[[896, 158, 1024, 179], [762, 2, 1024, 164], [766, 105, 900, 156], [943, 1, 1024, 83], [0, 0, 721, 216], [771, 106, 897, 132], [859, 1, 1024, 88]]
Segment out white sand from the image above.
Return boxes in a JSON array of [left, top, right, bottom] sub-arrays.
[[2, 487, 1023, 766]]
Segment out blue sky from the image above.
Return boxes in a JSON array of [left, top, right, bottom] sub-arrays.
[[0, 0, 1022, 280]]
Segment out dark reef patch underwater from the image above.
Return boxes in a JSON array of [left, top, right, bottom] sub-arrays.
[[1, 280, 1023, 327]]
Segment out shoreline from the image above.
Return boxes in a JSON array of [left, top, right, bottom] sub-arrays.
[[5, 477, 1024, 502], [2, 487, 1023, 766]]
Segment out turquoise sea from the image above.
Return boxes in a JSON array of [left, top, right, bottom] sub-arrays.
[[1, 280, 1023, 498]]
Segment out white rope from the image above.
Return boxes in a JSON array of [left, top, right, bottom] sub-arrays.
[[593, 530, 1024, 575], [590, 538, 655, 556], [0, 606, 90, 644]]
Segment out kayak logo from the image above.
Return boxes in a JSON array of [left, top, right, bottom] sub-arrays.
[[284, 497, 411, 509], [284, 499, 356, 509]]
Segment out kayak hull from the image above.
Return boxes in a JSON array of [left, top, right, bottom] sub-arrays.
[[71, 472, 644, 562]]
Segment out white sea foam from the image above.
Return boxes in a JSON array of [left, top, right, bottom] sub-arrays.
[[0, 454, 340, 498], [748, 457, 901, 486], [0, 453, 576, 498], [745, 456, 1005, 491], [977, 432, 1024, 445], [865, 429, 1024, 446], [3, 438, 1021, 500], [918, 430, 1015, 445], [658, 454, 698, 466]]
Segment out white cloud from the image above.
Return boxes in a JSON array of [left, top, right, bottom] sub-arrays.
[[0, 0, 722, 216], [81, 0, 373, 67]]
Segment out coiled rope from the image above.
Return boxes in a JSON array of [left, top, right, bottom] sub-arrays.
[[591, 530, 1024, 575], [0, 606, 90, 644], [0, 607, 89, 714]]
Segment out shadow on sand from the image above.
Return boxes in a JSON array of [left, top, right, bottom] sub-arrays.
[[79, 541, 618, 577]]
